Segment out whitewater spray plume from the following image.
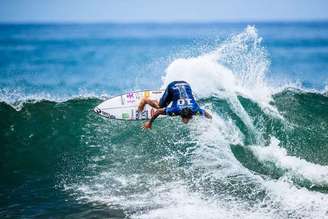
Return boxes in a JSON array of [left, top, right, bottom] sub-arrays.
[[162, 26, 275, 144], [162, 26, 272, 105]]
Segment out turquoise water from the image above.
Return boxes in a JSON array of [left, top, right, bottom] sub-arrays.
[[1, 22, 328, 218]]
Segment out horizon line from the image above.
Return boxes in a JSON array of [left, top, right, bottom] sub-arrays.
[[1, 18, 328, 25]]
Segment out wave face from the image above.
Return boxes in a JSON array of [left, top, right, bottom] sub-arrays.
[[1, 91, 328, 218], [1, 23, 328, 218]]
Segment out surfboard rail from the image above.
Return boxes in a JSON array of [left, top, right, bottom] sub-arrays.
[[94, 90, 166, 120]]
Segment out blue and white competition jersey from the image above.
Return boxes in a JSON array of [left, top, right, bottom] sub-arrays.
[[159, 81, 205, 116]]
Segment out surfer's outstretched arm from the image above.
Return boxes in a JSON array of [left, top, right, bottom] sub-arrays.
[[144, 108, 165, 129]]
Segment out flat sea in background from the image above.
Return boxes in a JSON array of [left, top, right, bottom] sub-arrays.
[[0, 22, 327, 98]]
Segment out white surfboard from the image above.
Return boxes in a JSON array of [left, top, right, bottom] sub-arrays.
[[94, 90, 167, 120]]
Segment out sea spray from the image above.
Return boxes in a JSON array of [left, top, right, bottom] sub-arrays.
[[163, 26, 274, 144]]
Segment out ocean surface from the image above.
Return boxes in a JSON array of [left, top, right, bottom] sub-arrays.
[[1, 22, 328, 218]]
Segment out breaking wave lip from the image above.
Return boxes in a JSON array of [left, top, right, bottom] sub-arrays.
[[251, 137, 328, 187], [0, 88, 110, 110]]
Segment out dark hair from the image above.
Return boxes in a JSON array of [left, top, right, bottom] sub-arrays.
[[180, 107, 193, 119]]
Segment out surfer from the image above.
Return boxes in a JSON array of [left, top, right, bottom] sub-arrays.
[[138, 81, 212, 129]]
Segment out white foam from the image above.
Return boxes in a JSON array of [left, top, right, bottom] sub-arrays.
[[189, 118, 328, 218], [251, 137, 328, 186], [133, 182, 274, 219], [263, 179, 328, 218], [162, 26, 273, 107], [162, 55, 236, 98], [161, 26, 283, 142]]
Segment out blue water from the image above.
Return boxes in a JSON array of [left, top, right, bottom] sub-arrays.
[[1, 22, 327, 100], [1, 22, 328, 218]]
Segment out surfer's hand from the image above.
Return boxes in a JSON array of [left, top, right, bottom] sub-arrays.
[[144, 121, 152, 129]]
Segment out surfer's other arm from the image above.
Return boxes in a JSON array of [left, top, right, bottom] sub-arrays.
[[144, 108, 165, 129]]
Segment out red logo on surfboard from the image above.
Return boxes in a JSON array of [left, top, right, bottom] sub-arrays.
[[150, 108, 156, 117]]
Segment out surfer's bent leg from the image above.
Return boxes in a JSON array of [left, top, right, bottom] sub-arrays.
[[159, 83, 173, 108], [138, 99, 160, 112], [138, 82, 174, 112]]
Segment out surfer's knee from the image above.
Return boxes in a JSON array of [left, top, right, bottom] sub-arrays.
[[138, 98, 160, 111], [153, 100, 160, 109], [138, 98, 147, 111], [143, 98, 151, 106], [148, 99, 160, 109]]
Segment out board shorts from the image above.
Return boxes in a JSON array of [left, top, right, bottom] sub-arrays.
[[159, 81, 205, 116], [159, 81, 180, 108]]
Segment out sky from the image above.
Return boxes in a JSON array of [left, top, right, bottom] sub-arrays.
[[0, 0, 327, 23]]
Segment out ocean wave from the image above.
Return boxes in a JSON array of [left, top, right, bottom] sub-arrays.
[[2, 26, 328, 218]]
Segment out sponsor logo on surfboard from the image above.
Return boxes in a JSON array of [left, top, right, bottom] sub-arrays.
[[150, 108, 156, 117], [126, 92, 136, 104], [136, 110, 148, 120], [94, 107, 101, 113], [143, 91, 150, 98], [122, 112, 130, 119], [98, 110, 116, 119], [152, 91, 163, 94]]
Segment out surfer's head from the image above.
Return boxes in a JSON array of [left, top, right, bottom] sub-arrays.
[[180, 107, 193, 123]]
